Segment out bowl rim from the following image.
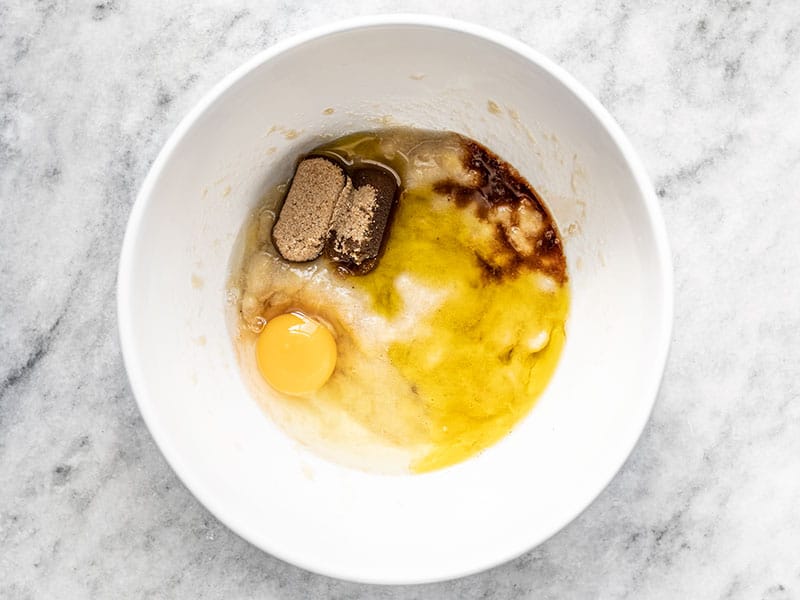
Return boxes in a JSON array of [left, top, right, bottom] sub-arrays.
[[117, 13, 674, 585]]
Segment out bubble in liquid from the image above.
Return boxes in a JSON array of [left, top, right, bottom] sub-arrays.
[[252, 316, 267, 333], [225, 288, 240, 305]]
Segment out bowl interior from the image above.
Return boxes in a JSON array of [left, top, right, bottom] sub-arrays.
[[119, 19, 671, 584]]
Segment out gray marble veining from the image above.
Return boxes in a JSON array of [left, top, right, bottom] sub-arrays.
[[2, 1, 799, 598]]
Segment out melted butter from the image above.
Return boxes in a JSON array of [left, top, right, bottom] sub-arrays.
[[354, 187, 569, 472]]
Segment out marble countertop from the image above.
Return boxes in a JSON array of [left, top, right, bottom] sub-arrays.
[[2, 1, 799, 598]]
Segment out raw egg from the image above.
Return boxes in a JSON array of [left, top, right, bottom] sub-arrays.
[[255, 312, 337, 395]]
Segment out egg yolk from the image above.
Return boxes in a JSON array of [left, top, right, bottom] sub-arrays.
[[255, 312, 337, 396]]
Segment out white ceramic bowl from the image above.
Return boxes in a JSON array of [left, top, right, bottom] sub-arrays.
[[118, 16, 672, 584]]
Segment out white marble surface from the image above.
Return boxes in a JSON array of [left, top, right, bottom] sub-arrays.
[[2, 1, 799, 597]]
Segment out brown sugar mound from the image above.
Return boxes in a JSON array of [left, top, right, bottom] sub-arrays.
[[328, 167, 397, 270], [272, 157, 398, 273], [272, 157, 349, 262]]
